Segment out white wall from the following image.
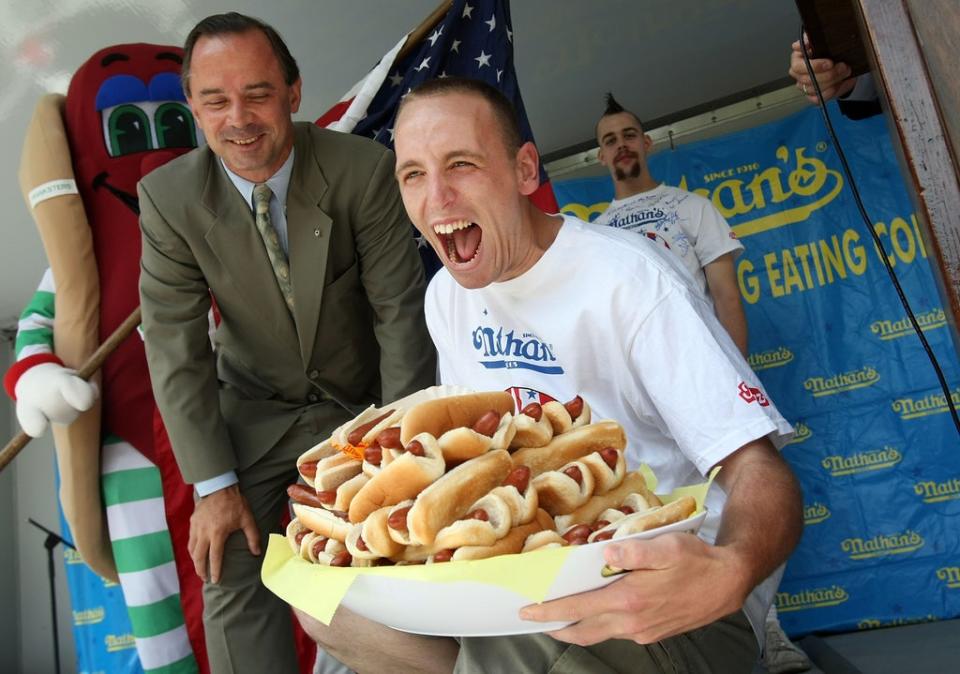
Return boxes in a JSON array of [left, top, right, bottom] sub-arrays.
[[1, 335, 77, 674]]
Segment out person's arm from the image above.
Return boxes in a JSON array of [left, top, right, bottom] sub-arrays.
[[520, 437, 803, 646], [703, 253, 748, 357], [351, 148, 437, 403], [789, 35, 856, 104], [139, 180, 259, 583]]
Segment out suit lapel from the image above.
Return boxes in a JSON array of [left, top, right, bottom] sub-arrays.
[[201, 155, 298, 341], [287, 125, 332, 365]]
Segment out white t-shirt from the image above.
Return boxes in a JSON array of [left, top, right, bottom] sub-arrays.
[[595, 183, 743, 294], [425, 215, 791, 645]]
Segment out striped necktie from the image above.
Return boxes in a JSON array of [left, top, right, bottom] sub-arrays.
[[252, 183, 294, 311]]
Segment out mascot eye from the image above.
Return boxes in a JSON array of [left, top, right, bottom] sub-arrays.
[[107, 104, 153, 155], [155, 102, 197, 149]]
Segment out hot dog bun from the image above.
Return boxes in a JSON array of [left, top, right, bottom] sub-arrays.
[[406, 449, 513, 546], [489, 466, 538, 526], [451, 508, 554, 561], [348, 432, 445, 523], [433, 492, 513, 550], [589, 496, 697, 542], [542, 396, 592, 434], [511, 421, 626, 477], [346, 506, 405, 559], [580, 448, 627, 494], [292, 503, 352, 542], [521, 529, 567, 552], [509, 403, 554, 448], [437, 411, 516, 462], [399, 391, 515, 446], [532, 460, 596, 516], [554, 471, 660, 532], [295, 438, 342, 489]]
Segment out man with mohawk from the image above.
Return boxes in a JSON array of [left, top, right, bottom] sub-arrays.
[[594, 93, 748, 357]]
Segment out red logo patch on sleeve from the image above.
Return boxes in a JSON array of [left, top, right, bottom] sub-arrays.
[[738, 381, 769, 406]]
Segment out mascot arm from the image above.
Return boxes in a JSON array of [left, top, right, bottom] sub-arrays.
[[4, 270, 99, 437], [138, 182, 237, 484]]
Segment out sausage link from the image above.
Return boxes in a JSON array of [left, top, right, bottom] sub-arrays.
[[471, 410, 501, 437], [347, 409, 394, 446]]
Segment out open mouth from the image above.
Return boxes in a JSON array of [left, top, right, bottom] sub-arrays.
[[434, 219, 482, 265]]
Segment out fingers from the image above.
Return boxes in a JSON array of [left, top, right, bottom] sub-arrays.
[[16, 401, 49, 437], [241, 509, 262, 557], [60, 376, 97, 413], [190, 528, 210, 582], [208, 531, 225, 584]]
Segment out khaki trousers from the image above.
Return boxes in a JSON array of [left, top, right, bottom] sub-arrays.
[[454, 611, 758, 674]]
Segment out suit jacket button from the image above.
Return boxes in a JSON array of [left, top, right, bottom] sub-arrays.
[[309, 370, 320, 379], [307, 393, 319, 403]]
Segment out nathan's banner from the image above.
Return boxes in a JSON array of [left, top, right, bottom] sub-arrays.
[[554, 103, 960, 637], [57, 480, 143, 673]]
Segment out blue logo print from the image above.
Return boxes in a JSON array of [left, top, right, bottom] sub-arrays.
[[471, 326, 564, 375]]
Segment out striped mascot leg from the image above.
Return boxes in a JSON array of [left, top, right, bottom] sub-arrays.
[[101, 436, 198, 674]]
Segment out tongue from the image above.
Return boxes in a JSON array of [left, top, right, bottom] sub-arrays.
[[452, 224, 481, 262]]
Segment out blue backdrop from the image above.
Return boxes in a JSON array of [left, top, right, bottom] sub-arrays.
[[555, 102, 960, 636]]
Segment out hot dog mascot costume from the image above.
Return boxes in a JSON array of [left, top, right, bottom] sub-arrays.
[[4, 44, 205, 674]]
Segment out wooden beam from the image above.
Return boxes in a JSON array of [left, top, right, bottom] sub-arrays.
[[855, 0, 960, 341]]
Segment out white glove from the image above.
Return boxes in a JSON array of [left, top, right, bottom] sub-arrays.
[[14, 362, 98, 437]]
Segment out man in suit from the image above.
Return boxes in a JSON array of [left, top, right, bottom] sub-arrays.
[[138, 12, 435, 674]]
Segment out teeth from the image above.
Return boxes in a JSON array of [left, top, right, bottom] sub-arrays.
[[232, 137, 258, 145], [433, 219, 471, 235]]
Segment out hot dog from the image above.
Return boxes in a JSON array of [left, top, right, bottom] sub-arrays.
[[436, 508, 555, 562], [432, 491, 513, 550], [296, 442, 362, 492], [509, 401, 554, 449], [587, 496, 697, 543], [488, 465, 538, 525], [521, 529, 567, 552], [292, 502, 352, 543], [531, 459, 597, 516], [579, 447, 627, 494], [553, 470, 661, 532], [406, 449, 513, 546], [347, 433, 445, 523], [346, 505, 405, 560], [399, 391, 517, 462], [542, 395, 591, 435], [511, 421, 627, 477]]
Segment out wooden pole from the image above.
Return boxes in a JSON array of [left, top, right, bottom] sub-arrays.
[[398, 0, 452, 62], [0, 306, 142, 473]]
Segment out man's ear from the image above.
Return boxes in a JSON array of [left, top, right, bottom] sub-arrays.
[[515, 141, 541, 196], [289, 77, 303, 114], [643, 133, 653, 153]]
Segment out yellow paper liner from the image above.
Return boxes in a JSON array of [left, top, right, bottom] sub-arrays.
[[261, 464, 717, 625]]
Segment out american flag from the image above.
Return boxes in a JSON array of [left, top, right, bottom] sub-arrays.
[[316, 0, 558, 277], [507, 386, 557, 412]]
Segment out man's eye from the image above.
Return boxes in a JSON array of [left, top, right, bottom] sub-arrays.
[[205, 99, 226, 108], [451, 161, 474, 169], [403, 171, 424, 182]]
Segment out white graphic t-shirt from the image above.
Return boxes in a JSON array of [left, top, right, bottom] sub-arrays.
[[424, 215, 792, 645], [595, 183, 743, 293]]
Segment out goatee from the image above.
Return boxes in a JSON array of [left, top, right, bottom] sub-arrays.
[[614, 162, 641, 181]]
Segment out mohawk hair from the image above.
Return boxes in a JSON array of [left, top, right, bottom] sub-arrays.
[[604, 92, 626, 116]]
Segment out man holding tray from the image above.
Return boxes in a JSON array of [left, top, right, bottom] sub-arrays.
[[296, 78, 803, 673]]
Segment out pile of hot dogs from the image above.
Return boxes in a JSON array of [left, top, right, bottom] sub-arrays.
[[286, 390, 696, 567]]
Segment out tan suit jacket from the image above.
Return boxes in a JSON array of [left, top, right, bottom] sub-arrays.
[[138, 123, 435, 483]]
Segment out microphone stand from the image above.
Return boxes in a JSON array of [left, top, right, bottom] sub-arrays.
[[27, 518, 75, 674]]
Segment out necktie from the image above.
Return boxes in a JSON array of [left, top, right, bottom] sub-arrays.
[[252, 183, 294, 312]]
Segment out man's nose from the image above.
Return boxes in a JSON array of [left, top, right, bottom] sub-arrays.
[[426, 174, 456, 209], [225, 99, 253, 127]]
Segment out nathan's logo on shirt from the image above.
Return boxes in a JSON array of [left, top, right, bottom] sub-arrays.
[[871, 308, 946, 341], [786, 422, 811, 445], [471, 326, 563, 375], [803, 502, 831, 525], [775, 585, 849, 613], [892, 387, 960, 420], [841, 530, 924, 560], [858, 615, 938, 630], [73, 607, 105, 626], [606, 206, 666, 230], [821, 446, 901, 477], [737, 382, 769, 406], [914, 477, 960, 503], [804, 365, 879, 397], [937, 566, 960, 589], [748, 346, 794, 371], [105, 634, 137, 652]]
